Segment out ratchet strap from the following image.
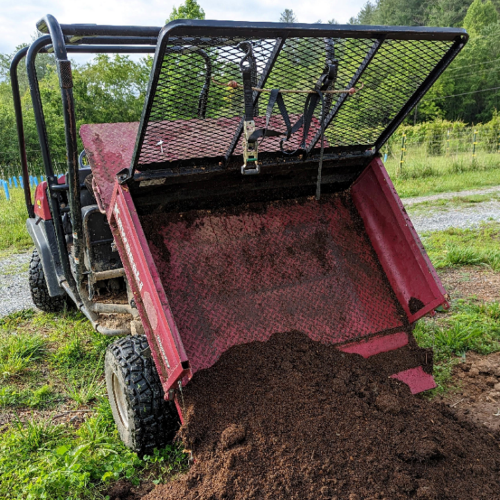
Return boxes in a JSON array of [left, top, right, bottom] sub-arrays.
[[240, 60, 338, 175]]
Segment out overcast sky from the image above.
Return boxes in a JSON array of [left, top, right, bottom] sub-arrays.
[[0, 0, 367, 54]]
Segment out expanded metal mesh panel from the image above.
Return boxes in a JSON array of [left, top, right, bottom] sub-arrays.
[[141, 193, 406, 374], [328, 39, 452, 147], [133, 25, 463, 170]]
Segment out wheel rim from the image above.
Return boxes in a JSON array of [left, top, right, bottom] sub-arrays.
[[112, 372, 129, 430]]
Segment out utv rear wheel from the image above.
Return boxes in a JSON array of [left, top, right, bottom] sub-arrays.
[[105, 335, 180, 455], [29, 249, 67, 313]]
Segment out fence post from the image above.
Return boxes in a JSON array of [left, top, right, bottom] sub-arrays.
[[2, 180, 10, 201], [472, 129, 478, 161], [446, 130, 450, 156], [397, 133, 406, 177], [13, 176, 18, 188]]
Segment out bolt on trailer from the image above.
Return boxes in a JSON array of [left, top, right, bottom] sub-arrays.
[[13, 15, 467, 453]]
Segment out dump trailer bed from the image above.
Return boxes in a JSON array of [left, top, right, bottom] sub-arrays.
[[79, 20, 466, 407]]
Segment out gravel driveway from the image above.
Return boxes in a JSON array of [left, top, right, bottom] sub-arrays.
[[1, 186, 499, 318], [0, 251, 33, 318], [409, 199, 500, 233]]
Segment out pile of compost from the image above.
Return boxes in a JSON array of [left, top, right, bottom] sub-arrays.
[[145, 332, 500, 500]]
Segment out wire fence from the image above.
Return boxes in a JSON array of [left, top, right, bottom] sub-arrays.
[[2, 126, 500, 204], [0, 157, 68, 202], [387, 128, 500, 168], [379, 126, 500, 197]]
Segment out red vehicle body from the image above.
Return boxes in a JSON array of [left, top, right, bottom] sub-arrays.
[[81, 119, 449, 408]]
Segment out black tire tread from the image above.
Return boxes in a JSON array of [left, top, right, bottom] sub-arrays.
[[28, 249, 67, 313], [105, 335, 179, 455]]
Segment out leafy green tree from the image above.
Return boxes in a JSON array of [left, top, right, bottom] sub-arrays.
[[463, 0, 498, 36], [442, 20, 500, 122], [370, 0, 426, 25], [349, 1, 377, 24], [72, 54, 149, 125], [349, 0, 473, 27], [167, 0, 205, 22], [425, 0, 471, 27], [0, 43, 56, 96], [279, 9, 297, 23]]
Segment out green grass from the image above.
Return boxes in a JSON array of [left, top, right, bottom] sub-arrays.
[[421, 222, 500, 271], [0, 188, 32, 254], [414, 222, 500, 392], [0, 329, 46, 379], [0, 399, 186, 499], [66, 365, 106, 407], [385, 149, 500, 198], [414, 300, 500, 392], [0, 310, 188, 499]]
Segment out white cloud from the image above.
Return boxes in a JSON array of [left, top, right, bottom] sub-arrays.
[[0, 0, 366, 54]]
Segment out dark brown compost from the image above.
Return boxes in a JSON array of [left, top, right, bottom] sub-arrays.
[[144, 332, 500, 500]]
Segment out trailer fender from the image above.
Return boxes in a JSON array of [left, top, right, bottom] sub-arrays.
[[26, 218, 65, 297]]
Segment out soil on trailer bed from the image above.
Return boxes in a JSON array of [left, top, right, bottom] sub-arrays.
[[144, 331, 500, 500]]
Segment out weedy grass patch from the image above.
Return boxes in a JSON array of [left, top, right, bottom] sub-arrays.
[[0, 399, 187, 500], [413, 222, 500, 392], [414, 300, 500, 392], [0, 310, 188, 499], [421, 222, 500, 271], [385, 147, 500, 198], [0, 188, 32, 254]]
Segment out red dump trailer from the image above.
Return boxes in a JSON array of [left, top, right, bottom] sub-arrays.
[[14, 15, 467, 453]]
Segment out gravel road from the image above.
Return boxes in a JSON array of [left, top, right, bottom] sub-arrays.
[[408, 199, 500, 233], [1, 186, 499, 317], [403, 185, 500, 206], [0, 251, 33, 318]]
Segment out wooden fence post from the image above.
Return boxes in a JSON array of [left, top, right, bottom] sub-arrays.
[[397, 133, 406, 177]]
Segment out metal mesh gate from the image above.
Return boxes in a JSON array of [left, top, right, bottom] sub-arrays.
[[132, 23, 466, 171]]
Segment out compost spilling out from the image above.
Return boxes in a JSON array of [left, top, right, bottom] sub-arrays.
[[145, 332, 500, 500]]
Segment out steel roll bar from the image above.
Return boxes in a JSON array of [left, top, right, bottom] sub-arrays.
[[15, 17, 168, 311], [10, 46, 34, 217]]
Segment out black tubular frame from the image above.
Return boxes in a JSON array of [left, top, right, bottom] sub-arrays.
[[12, 14, 168, 307], [10, 46, 33, 217], [13, 15, 468, 308]]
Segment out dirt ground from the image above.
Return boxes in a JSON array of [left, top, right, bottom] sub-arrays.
[[437, 352, 500, 433], [140, 332, 500, 500], [107, 345, 500, 500], [435, 267, 500, 432], [106, 479, 156, 500], [438, 267, 500, 303]]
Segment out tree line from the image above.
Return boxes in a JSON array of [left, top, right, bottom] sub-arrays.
[[0, 0, 497, 172], [350, 0, 500, 125]]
